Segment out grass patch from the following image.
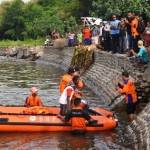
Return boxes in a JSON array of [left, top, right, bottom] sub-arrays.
[[0, 38, 45, 47]]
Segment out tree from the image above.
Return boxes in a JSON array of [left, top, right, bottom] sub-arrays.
[[1, 0, 26, 40], [24, 3, 43, 38], [90, 0, 150, 19]]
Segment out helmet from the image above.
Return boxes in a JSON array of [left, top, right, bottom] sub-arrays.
[[30, 87, 38, 94], [81, 100, 88, 105]]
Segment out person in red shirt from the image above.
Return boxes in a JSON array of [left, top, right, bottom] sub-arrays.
[[25, 87, 43, 107], [82, 25, 92, 45]]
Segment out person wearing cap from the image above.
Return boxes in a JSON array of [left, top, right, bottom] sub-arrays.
[[59, 67, 84, 94], [25, 87, 43, 107], [129, 40, 149, 64]]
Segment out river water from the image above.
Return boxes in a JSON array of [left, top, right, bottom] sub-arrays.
[[0, 58, 132, 150]]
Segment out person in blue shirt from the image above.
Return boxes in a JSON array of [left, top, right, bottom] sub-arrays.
[[137, 40, 149, 64], [129, 40, 149, 64], [110, 15, 120, 53]]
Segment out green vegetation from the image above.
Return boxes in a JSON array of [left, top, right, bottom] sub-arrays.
[[0, 0, 79, 41], [90, 0, 150, 19], [0, 0, 149, 43], [0, 38, 44, 47]]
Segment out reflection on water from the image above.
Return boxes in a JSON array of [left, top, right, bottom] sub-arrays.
[[0, 132, 130, 150], [0, 59, 132, 150]]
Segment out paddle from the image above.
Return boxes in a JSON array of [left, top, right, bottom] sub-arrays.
[[108, 94, 122, 107]]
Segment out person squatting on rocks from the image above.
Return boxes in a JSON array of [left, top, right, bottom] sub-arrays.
[[117, 71, 138, 121], [128, 40, 149, 64]]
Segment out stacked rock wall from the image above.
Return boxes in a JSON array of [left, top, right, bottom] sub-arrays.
[[82, 51, 143, 104], [36, 47, 150, 149], [40, 47, 74, 70]]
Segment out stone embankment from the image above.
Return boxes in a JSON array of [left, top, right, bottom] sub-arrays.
[[41, 47, 150, 150], [0, 46, 43, 61]]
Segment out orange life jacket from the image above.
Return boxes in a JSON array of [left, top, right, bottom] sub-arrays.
[[118, 79, 137, 103], [59, 74, 84, 94], [69, 107, 89, 130], [130, 18, 139, 37], [71, 117, 86, 130], [59, 74, 72, 94], [25, 95, 43, 107]]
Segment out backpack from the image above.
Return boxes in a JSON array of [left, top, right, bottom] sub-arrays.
[[137, 20, 145, 34]]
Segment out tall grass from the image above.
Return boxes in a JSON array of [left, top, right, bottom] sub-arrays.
[[0, 38, 45, 47]]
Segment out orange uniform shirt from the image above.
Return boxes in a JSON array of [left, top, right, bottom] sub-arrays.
[[26, 95, 43, 107], [118, 79, 137, 103], [59, 74, 72, 94], [59, 74, 84, 94], [65, 107, 91, 130], [130, 18, 139, 37]]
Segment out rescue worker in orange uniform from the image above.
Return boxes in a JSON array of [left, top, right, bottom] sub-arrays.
[[64, 98, 97, 134], [59, 76, 83, 116], [117, 71, 137, 121], [25, 87, 43, 107], [59, 67, 84, 94]]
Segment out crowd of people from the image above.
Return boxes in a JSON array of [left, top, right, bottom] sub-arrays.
[[99, 13, 149, 65], [45, 12, 149, 65]]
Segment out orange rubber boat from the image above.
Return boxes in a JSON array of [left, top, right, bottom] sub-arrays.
[[0, 106, 118, 132]]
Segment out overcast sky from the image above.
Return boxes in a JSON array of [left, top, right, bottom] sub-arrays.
[[0, 0, 30, 3]]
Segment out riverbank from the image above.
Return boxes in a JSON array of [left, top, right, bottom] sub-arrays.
[[0, 39, 44, 47]]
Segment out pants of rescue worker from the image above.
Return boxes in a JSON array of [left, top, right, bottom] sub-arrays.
[[60, 104, 67, 115], [126, 102, 137, 114]]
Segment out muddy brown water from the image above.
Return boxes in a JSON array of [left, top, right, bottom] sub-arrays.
[[0, 58, 133, 150]]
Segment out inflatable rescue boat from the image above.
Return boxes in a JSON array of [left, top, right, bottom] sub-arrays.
[[0, 106, 118, 132]]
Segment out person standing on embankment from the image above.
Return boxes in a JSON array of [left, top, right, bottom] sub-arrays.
[[117, 71, 138, 121]]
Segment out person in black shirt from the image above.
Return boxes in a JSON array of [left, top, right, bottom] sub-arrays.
[[64, 98, 96, 133]]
